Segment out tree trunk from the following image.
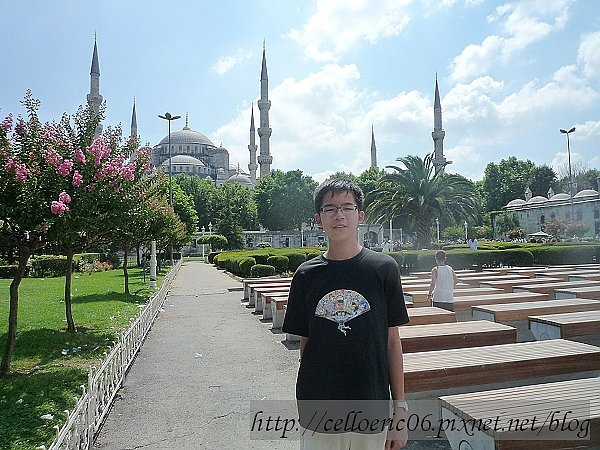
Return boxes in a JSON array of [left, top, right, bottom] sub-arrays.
[[64, 250, 76, 332], [123, 249, 130, 295], [1, 247, 29, 377], [415, 217, 432, 250]]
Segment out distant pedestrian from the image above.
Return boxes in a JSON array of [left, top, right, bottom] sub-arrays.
[[427, 250, 459, 311], [468, 235, 478, 250]]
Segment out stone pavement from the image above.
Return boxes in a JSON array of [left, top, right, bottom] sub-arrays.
[[94, 261, 299, 450]]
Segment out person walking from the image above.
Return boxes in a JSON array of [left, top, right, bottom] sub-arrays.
[[427, 250, 459, 311]]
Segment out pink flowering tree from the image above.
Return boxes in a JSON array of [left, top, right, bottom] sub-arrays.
[[0, 92, 150, 375]]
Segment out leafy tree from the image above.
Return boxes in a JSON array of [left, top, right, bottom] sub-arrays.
[[197, 233, 227, 249], [441, 225, 466, 242], [366, 153, 479, 249], [254, 169, 317, 231], [494, 212, 520, 237], [175, 174, 218, 230], [171, 181, 198, 236], [356, 167, 386, 203], [479, 158, 555, 212]]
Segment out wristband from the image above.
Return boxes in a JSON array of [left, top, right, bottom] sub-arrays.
[[393, 400, 409, 411]]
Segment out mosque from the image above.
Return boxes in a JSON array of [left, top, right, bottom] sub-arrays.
[[85, 39, 271, 189]]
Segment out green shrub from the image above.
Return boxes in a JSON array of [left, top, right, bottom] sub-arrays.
[[387, 252, 405, 268], [208, 252, 219, 263], [267, 255, 289, 273], [198, 234, 228, 249], [102, 251, 121, 269], [238, 257, 256, 277], [286, 253, 306, 271], [30, 255, 68, 278], [254, 253, 274, 265], [250, 264, 276, 277], [0, 265, 18, 278], [305, 250, 321, 261], [528, 245, 599, 265]]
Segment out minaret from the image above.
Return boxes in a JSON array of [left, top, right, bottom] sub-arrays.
[[248, 104, 258, 183], [432, 74, 447, 175], [87, 36, 103, 137], [257, 41, 273, 177], [130, 98, 138, 140], [370, 124, 378, 169]]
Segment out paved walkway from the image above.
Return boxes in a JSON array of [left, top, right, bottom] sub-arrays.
[[94, 261, 299, 449]]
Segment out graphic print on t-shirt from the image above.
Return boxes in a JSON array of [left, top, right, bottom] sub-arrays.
[[314, 289, 370, 336]]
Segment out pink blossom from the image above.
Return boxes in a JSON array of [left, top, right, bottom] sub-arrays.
[[0, 114, 12, 132], [51, 200, 69, 216], [45, 147, 63, 168], [15, 119, 26, 136], [14, 164, 30, 182], [57, 160, 73, 177], [74, 147, 86, 164], [120, 163, 136, 181], [58, 191, 71, 204], [4, 158, 16, 172], [86, 137, 111, 167], [72, 170, 83, 187]]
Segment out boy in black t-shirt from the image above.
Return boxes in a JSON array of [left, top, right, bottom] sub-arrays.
[[283, 179, 409, 449]]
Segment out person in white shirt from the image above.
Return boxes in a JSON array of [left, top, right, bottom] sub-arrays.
[[427, 250, 459, 311]]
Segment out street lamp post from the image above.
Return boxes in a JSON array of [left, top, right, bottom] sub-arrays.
[[464, 221, 468, 242], [201, 226, 206, 259], [559, 127, 576, 223], [436, 218, 440, 243], [158, 112, 181, 267]]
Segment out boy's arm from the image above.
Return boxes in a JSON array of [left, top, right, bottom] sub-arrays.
[[427, 267, 437, 300], [386, 326, 408, 448]]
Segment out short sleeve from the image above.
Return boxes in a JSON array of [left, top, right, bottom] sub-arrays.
[[385, 261, 410, 327], [282, 271, 310, 337]]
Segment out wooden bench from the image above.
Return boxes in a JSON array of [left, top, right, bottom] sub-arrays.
[[398, 320, 516, 352], [529, 310, 600, 340], [479, 277, 562, 292], [555, 285, 600, 300], [569, 272, 600, 282], [439, 377, 600, 449], [513, 280, 599, 298], [253, 286, 290, 312], [404, 287, 504, 304], [452, 292, 549, 321], [406, 306, 456, 325], [403, 339, 600, 395], [472, 298, 600, 323], [243, 277, 292, 300]]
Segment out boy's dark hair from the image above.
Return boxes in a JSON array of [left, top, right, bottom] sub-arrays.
[[435, 250, 447, 261], [314, 178, 364, 213]]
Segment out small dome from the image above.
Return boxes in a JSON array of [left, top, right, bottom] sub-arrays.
[[527, 195, 547, 204], [573, 189, 598, 199], [505, 199, 527, 208], [160, 155, 206, 167], [548, 193, 571, 202], [227, 173, 253, 188]]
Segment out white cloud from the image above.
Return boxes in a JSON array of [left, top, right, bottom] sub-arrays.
[[288, 0, 413, 62], [451, 0, 573, 81], [211, 50, 252, 75], [445, 144, 484, 181], [578, 31, 600, 78], [572, 120, 600, 141]]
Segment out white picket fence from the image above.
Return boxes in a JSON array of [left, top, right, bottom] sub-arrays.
[[45, 260, 182, 450]]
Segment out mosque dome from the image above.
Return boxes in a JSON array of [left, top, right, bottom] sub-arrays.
[[573, 189, 599, 199], [527, 196, 547, 204], [160, 154, 206, 167], [158, 125, 215, 148], [227, 173, 253, 188], [505, 199, 527, 208], [548, 193, 571, 202]]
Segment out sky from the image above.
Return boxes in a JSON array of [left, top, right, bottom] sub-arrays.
[[1, 0, 599, 185]]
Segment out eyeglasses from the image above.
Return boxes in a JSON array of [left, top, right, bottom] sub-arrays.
[[319, 204, 358, 216]]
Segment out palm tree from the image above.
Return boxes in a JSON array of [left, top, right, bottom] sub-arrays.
[[366, 153, 479, 249]]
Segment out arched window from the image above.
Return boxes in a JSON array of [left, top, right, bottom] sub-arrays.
[[594, 209, 599, 220], [576, 210, 583, 221], [540, 215, 545, 224]]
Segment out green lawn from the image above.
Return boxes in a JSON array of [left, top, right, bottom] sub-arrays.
[[0, 267, 167, 450]]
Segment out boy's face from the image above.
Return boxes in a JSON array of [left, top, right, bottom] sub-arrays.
[[315, 190, 364, 243]]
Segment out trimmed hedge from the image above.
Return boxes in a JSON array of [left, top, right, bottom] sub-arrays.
[[528, 245, 599, 265], [267, 255, 289, 273], [397, 248, 535, 272], [285, 253, 307, 271], [250, 264, 276, 277], [208, 252, 219, 263], [31, 255, 68, 278], [238, 257, 256, 277], [0, 265, 18, 278]]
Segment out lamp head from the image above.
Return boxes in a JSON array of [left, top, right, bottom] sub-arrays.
[[568, 126, 576, 133]]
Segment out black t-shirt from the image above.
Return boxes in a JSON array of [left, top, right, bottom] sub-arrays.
[[283, 248, 409, 404]]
